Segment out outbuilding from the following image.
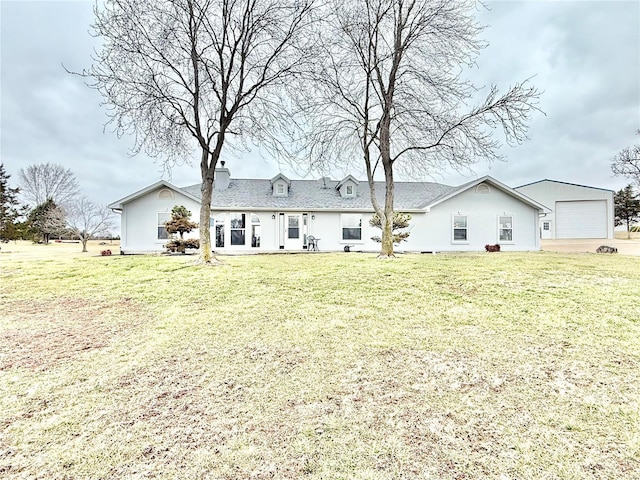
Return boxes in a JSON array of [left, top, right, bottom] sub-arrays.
[[515, 179, 614, 240]]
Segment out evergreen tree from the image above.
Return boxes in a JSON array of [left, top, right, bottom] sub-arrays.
[[614, 184, 640, 239], [27, 199, 66, 244], [0, 164, 24, 241], [164, 205, 198, 239]]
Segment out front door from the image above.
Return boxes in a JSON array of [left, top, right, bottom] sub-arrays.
[[541, 220, 552, 239], [284, 214, 303, 250]]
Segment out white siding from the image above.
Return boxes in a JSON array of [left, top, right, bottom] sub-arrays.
[[119, 188, 201, 254], [117, 179, 542, 253], [407, 184, 540, 252], [515, 180, 614, 239]]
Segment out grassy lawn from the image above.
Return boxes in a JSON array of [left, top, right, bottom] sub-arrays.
[[1, 243, 639, 479]]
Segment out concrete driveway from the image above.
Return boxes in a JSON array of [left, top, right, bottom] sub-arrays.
[[541, 238, 640, 256]]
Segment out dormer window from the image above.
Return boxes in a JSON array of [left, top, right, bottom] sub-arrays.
[[336, 175, 359, 198], [270, 173, 291, 197]]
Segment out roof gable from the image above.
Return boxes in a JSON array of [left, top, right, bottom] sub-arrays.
[[108, 180, 200, 210], [515, 179, 613, 193], [270, 173, 291, 185], [425, 176, 551, 213], [335, 175, 360, 189]]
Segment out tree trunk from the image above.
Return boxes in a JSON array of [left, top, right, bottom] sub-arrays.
[[378, 96, 395, 258], [82, 238, 88, 252], [198, 130, 226, 264], [199, 174, 214, 263], [379, 165, 395, 258]]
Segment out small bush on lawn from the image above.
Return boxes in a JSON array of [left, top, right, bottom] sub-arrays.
[[166, 239, 200, 253], [101, 249, 112, 256], [485, 244, 500, 252]]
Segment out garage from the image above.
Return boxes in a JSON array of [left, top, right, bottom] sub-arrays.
[[555, 200, 608, 239], [515, 180, 614, 240]]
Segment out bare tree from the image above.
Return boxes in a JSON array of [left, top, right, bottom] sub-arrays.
[[292, 0, 542, 257], [66, 197, 115, 252], [19, 163, 80, 208], [611, 130, 640, 186], [74, 0, 317, 263]]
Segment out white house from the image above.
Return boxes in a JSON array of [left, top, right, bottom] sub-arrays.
[[108, 166, 550, 254], [514, 179, 614, 239]]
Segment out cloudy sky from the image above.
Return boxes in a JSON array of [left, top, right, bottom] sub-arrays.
[[1, 0, 639, 209]]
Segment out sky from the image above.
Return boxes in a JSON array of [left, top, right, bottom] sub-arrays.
[[1, 0, 639, 209]]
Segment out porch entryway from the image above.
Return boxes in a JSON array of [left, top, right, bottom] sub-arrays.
[[278, 213, 307, 250]]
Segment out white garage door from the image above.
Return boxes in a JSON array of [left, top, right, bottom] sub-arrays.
[[556, 201, 607, 239]]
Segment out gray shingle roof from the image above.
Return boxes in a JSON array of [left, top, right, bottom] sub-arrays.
[[180, 178, 456, 211]]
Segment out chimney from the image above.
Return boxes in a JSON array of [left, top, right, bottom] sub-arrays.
[[214, 161, 230, 190]]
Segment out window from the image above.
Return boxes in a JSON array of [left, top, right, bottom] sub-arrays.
[[251, 214, 261, 247], [157, 213, 170, 240], [288, 215, 299, 239], [543, 222, 550, 231], [346, 185, 353, 195], [475, 183, 490, 194], [276, 183, 285, 195], [342, 214, 362, 240], [158, 188, 174, 199], [499, 216, 513, 242], [453, 215, 468, 242], [303, 213, 308, 248], [210, 215, 225, 248], [230, 213, 246, 245]]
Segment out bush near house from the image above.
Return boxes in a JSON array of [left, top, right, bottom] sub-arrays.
[[164, 205, 198, 239], [166, 238, 200, 253]]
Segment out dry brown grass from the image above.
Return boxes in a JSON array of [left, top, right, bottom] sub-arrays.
[[614, 230, 640, 240], [1, 297, 143, 371], [1, 245, 639, 479]]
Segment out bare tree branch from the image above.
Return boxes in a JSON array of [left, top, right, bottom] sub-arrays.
[[611, 130, 640, 186], [66, 197, 115, 252], [67, 0, 317, 263], [18, 163, 80, 208], [287, 0, 542, 257]]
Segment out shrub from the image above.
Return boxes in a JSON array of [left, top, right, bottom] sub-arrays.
[[166, 239, 200, 253], [485, 244, 500, 252], [101, 249, 112, 256], [164, 205, 198, 239], [184, 238, 200, 249]]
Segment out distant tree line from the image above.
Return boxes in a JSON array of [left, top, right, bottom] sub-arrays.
[[0, 162, 115, 252]]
